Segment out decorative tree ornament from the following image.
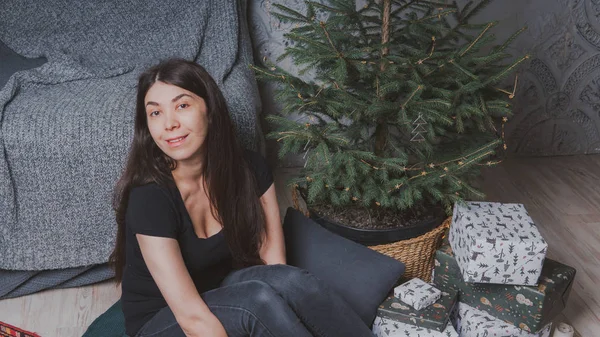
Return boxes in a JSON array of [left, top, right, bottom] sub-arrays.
[[410, 113, 427, 142]]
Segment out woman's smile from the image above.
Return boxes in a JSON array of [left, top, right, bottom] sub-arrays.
[[165, 134, 189, 147]]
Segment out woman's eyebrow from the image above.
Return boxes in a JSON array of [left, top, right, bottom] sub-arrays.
[[145, 93, 193, 107]]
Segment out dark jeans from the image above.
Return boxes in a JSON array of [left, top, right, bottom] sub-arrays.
[[134, 264, 374, 337]]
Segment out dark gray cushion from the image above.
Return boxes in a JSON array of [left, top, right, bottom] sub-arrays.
[[82, 300, 127, 337], [283, 207, 405, 326], [0, 40, 46, 89]]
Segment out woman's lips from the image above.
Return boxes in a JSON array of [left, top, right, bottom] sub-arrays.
[[165, 135, 188, 147]]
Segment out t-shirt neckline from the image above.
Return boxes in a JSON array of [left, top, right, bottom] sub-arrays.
[[170, 182, 224, 241]]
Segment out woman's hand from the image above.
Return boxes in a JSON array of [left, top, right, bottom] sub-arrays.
[[183, 314, 228, 337], [200, 315, 228, 337]]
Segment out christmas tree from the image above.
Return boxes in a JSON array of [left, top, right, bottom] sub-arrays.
[[253, 0, 528, 214]]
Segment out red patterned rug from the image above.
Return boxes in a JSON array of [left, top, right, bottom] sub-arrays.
[[0, 321, 40, 337]]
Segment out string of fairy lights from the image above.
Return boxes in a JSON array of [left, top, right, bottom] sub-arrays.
[[283, 72, 520, 202]]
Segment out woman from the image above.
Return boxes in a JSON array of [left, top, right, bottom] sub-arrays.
[[109, 59, 374, 337]]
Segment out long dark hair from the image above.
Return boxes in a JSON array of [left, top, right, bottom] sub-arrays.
[[109, 58, 266, 284]]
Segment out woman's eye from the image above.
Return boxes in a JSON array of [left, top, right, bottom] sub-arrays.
[[178, 103, 189, 109], [149, 111, 159, 117]]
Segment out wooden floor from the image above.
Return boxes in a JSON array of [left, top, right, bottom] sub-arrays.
[[0, 155, 598, 336]]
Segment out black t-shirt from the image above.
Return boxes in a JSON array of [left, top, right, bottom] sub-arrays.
[[121, 149, 273, 337]]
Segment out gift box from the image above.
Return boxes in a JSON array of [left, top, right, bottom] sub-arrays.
[[393, 278, 442, 310], [378, 286, 458, 331], [452, 302, 552, 337], [434, 242, 575, 332], [372, 316, 459, 337], [448, 201, 548, 285]]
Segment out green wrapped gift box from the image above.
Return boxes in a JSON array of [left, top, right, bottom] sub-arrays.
[[433, 242, 575, 333], [376, 286, 458, 331]]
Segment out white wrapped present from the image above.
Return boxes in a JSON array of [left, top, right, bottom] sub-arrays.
[[393, 278, 441, 310], [372, 316, 458, 337], [448, 201, 548, 285], [453, 302, 552, 337]]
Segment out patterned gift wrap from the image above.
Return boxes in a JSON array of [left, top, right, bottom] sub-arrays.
[[0, 321, 41, 337], [452, 302, 552, 337], [372, 316, 459, 337], [448, 202, 548, 285], [378, 286, 458, 331], [434, 242, 575, 333], [393, 278, 442, 310]]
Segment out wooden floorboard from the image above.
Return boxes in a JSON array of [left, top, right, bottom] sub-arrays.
[[0, 156, 597, 336]]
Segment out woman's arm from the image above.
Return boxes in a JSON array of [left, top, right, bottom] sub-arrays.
[[136, 234, 227, 337], [258, 183, 287, 265]]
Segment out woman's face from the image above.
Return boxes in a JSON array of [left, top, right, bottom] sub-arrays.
[[144, 81, 209, 162]]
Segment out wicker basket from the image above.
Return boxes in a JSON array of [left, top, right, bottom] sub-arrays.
[[369, 217, 450, 282], [291, 186, 450, 282]]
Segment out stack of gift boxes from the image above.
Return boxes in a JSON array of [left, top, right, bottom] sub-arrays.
[[372, 277, 461, 336], [372, 201, 576, 337]]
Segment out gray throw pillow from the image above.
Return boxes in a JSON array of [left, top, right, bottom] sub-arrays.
[[0, 40, 46, 89], [283, 207, 405, 326]]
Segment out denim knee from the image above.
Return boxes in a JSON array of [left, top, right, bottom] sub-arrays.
[[222, 264, 326, 298], [238, 280, 286, 311], [269, 265, 324, 297], [239, 280, 294, 322], [243, 280, 279, 303]]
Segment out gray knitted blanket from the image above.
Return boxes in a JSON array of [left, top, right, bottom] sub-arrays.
[[0, 0, 260, 270]]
